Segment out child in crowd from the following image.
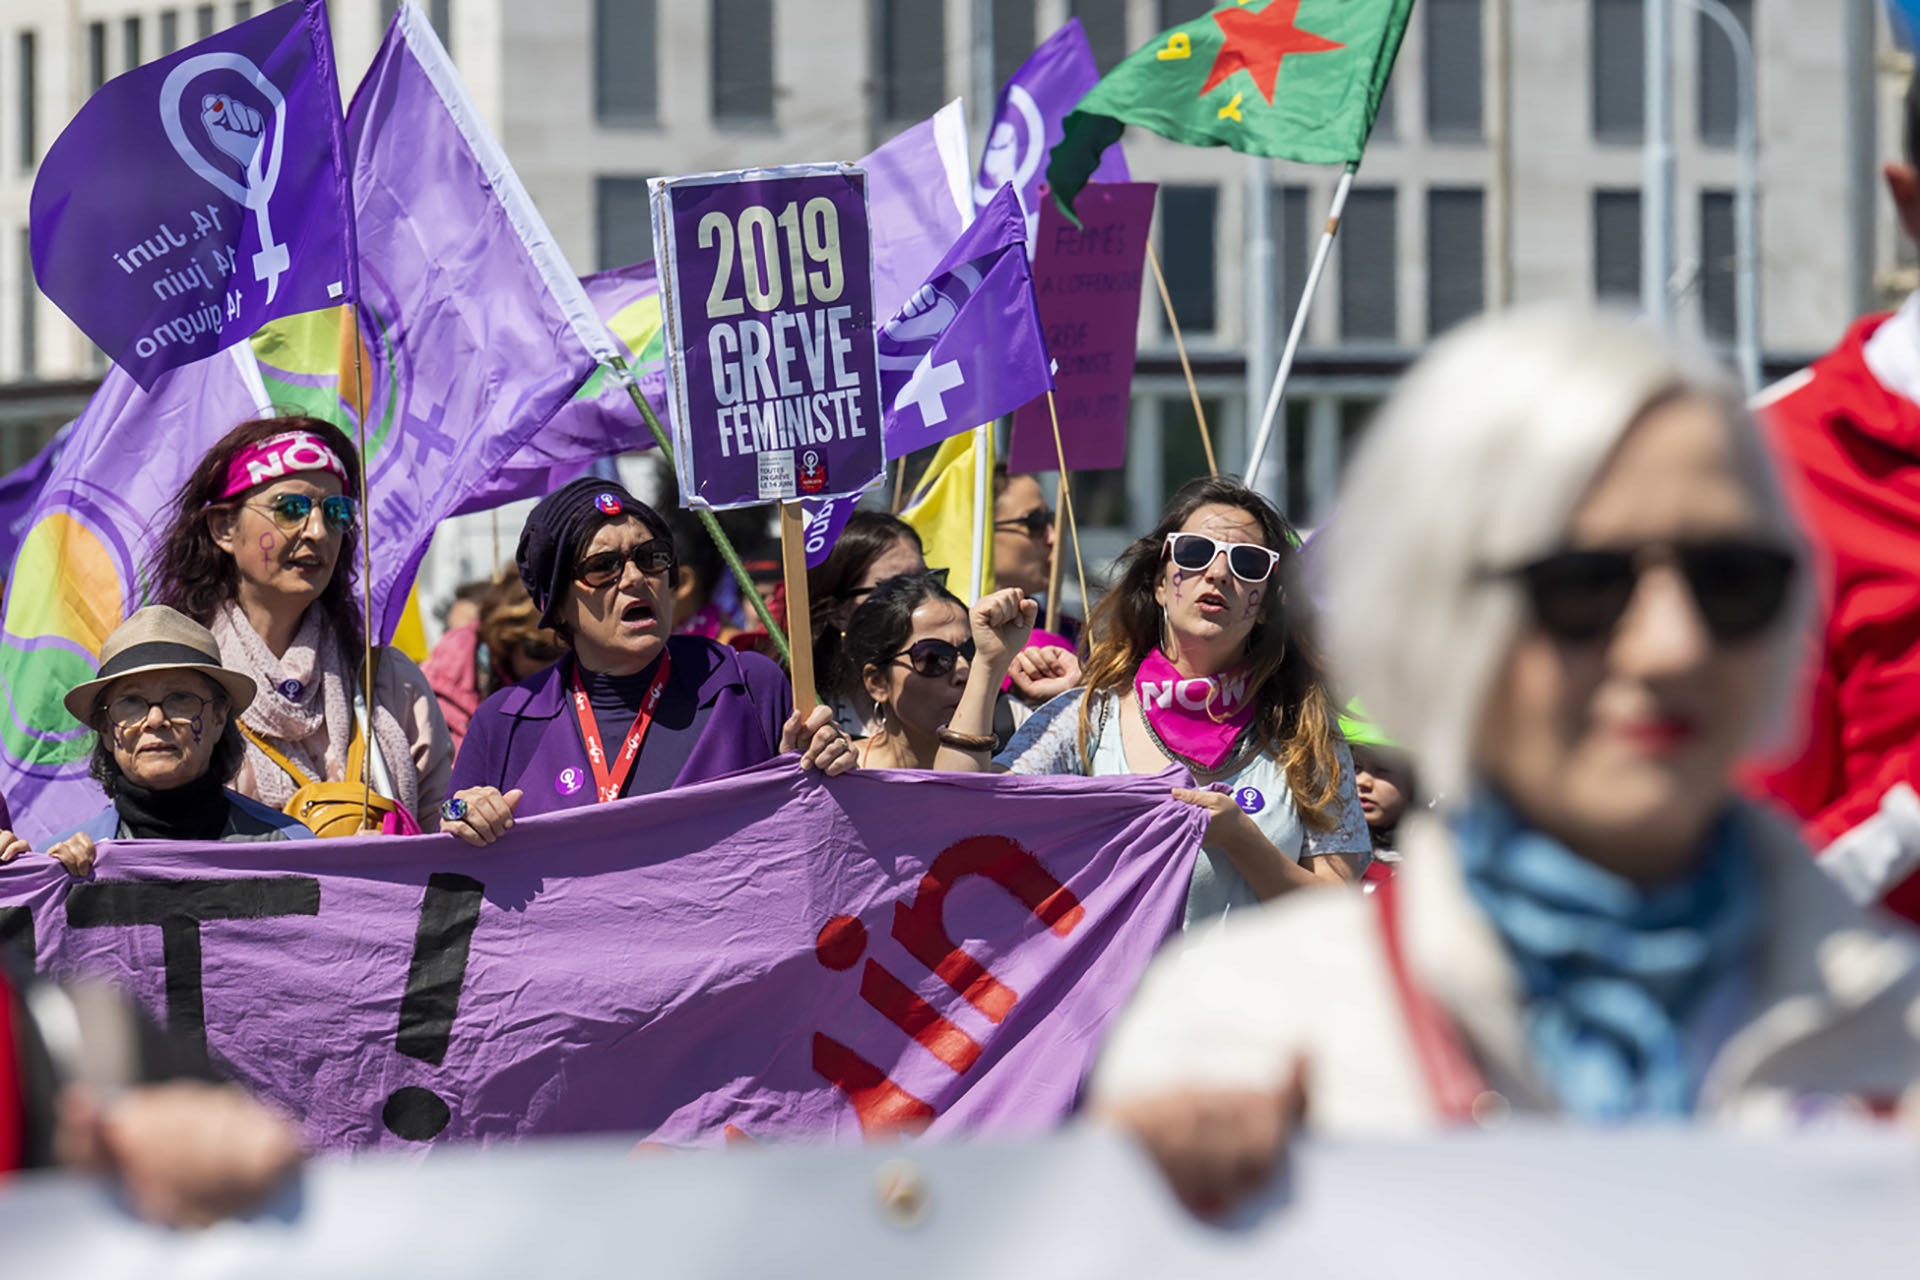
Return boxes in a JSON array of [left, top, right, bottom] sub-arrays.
[[1343, 713, 1419, 890]]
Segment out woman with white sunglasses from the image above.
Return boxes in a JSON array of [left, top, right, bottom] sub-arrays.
[[935, 477, 1369, 928]]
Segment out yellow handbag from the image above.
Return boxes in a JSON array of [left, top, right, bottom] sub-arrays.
[[237, 718, 416, 838]]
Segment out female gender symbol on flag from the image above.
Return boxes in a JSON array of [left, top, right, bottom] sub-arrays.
[[161, 53, 292, 302]]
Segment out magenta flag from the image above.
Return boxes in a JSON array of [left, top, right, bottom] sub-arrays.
[[0, 762, 1201, 1150], [1007, 182, 1156, 475]]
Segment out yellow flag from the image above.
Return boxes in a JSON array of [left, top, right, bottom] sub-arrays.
[[388, 585, 430, 664], [901, 430, 994, 603]]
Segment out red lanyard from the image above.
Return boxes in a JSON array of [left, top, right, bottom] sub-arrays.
[[568, 652, 673, 804]]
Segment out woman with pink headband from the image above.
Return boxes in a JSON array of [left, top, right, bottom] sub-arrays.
[[147, 416, 453, 833]]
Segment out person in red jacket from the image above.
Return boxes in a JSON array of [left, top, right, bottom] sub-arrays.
[[1746, 70, 1920, 924]]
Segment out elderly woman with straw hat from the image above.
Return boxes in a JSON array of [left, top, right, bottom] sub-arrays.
[[1091, 307, 1920, 1218], [0, 607, 313, 878]]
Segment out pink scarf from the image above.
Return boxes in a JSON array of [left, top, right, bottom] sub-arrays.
[[1134, 648, 1256, 771]]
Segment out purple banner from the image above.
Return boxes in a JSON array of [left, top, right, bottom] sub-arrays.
[[975, 19, 1131, 250], [29, 0, 352, 390], [0, 761, 1200, 1149], [657, 167, 885, 511], [1008, 183, 1156, 475]]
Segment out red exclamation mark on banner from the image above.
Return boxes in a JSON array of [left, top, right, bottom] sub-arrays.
[[382, 873, 484, 1142]]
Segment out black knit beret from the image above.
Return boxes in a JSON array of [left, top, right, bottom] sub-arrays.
[[515, 476, 674, 630]]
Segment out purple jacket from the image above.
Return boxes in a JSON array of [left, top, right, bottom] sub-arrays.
[[449, 637, 793, 819]]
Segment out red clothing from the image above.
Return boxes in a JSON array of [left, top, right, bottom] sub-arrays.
[[420, 622, 483, 752], [1748, 311, 1920, 922]]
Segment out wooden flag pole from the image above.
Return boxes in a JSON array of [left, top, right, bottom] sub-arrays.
[[1045, 391, 1090, 620], [1146, 241, 1219, 478], [890, 456, 908, 513], [1245, 163, 1356, 484], [778, 501, 817, 715]]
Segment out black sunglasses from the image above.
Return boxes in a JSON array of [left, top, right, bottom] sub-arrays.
[[994, 508, 1053, 539], [1497, 540, 1796, 645], [888, 636, 976, 679], [249, 492, 357, 534], [575, 539, 675, 589]]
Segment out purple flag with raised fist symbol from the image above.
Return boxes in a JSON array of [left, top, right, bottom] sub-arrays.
[[880, 184, 1053, 460], [975, 19, 1130, 251], [29, 0, 353, 390], [0, 761, 1202, 1149]]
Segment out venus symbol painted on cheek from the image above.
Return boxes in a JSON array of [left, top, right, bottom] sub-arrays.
[[188, 714, 203, 744], [259, 531, 278, 570], [1244, 585, 1263, 618]]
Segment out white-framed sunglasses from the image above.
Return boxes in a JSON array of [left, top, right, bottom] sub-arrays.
[[1162, 532, 1281, 584]]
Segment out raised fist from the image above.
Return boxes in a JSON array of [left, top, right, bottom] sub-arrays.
[[201, 93, 265, 171]]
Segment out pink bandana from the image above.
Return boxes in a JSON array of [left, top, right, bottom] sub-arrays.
[[216, 430, 349, 500], [1135, 648, 1256, 771]]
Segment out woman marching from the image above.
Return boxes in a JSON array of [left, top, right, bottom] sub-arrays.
[[1092, 307, 1920, 1217], [842, 570, 977, 770], [148, 417, 452, 835], [936, 477, 1370, 928], [439, 477, 854, 845]]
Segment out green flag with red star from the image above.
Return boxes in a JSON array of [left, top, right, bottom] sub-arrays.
[[1048, 0, 1414, 218]]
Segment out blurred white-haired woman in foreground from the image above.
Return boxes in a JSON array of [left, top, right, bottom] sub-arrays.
[[1090, 307, 1920, 1217]]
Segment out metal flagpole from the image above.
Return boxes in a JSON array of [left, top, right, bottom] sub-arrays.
[[1688, 0, 1760, 392], [1643, 0, 1676, 327], [1244, 163, 1355, 483], [1244, 155, 1276, 498], [970, 422, 991, 601]]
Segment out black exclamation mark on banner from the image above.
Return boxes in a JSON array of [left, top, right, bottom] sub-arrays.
[[382, 872, 484, 1141]]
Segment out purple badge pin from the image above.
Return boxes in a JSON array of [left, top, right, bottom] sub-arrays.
[[595, 492, 622, 516], [555, 766, 586, 796], [276, 678, 304, 701], [1234, 786, 1265, 815]]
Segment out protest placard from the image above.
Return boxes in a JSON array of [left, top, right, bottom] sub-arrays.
[[1008, 182, 1155, 476], [652, 165, 885, 512]]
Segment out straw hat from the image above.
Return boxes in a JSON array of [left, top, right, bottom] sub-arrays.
[[63, 606, 257, 724]]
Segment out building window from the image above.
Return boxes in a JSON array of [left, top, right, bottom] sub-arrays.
[[17, 32, 34, 172], [1699, 189, 1735, 340], [87, 22, 106, 93], [876, 0, 946, 125], [1159, 184, 1217, 333], [124, 16, 142, 70], [991, 0, 1032, 91], [195, 5, 215, 39], [595, 0, 658, 126], [1072, 0, 1128, 74], [596, 176, 656, 271], [1425, 0, 1482, 140], [159, 11, 179, 55], [1272, 184, 1309, 321], [234, 2, 252, 21], [432, 0, 451, 44], [1157, 0, 1209, 29], [1340, 188, 1397, 343], [1594, 188, 1642, 302], [1592, 0, 1644, 142], [712, 0, 774, 125], [1697, 0, 1751, 146], [1372, 62, 1398, 140], [1427, 187, 1485, 335], [19, 227, 35, 380]]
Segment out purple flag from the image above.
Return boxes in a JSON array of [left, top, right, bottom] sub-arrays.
[[451, 261, 670, 516], [880, 185, 1054, 459], [0, 9, 622, 843], [862, 100, 975, 325], [974, 20, 1130, 251], [0, 761, 1202, 1149], [0, 427, 67, 572], [29, 1, 353, 390], [1008, 181, 1155, 474], [800, 492, 861, 569]]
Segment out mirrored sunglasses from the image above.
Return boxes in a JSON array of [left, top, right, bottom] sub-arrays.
[[252, 492, 357, 534]]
